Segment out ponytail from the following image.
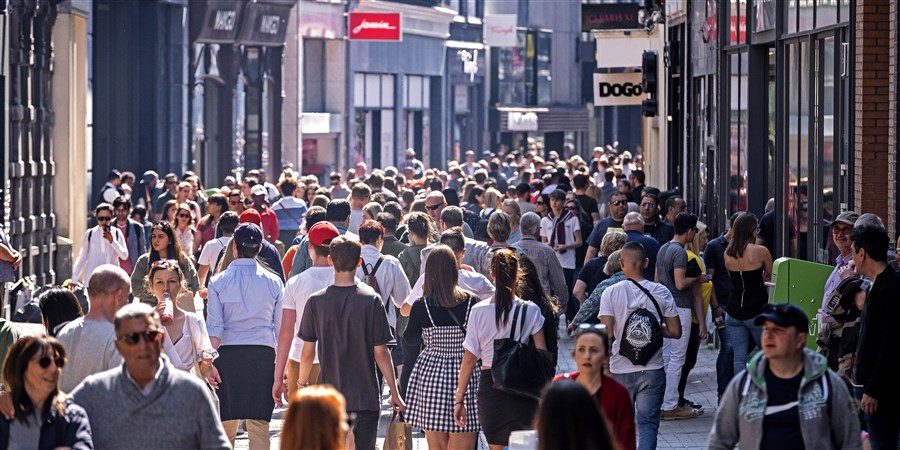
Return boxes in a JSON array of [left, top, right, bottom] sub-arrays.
[[491, 249, 519, 328]]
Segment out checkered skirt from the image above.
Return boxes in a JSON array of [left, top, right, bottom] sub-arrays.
[[405, 301, 480, 433]]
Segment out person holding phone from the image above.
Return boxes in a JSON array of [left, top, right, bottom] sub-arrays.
[[72, 203, 129, 284]]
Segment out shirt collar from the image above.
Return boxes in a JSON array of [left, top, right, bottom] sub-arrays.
[[230, 258, 258, 266]]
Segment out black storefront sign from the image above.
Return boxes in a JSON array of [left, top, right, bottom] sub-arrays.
[[191, 0, 245, 43], [236, 0, 294, 46], [581, 3, 641, 32]]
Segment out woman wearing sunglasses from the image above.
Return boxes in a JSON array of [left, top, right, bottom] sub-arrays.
[[0, 335, 93, 449], [146, 260, 218, 387], [554, 324, 636, 450], [173, 203, 198, 260], [131, 221, 200, 307]]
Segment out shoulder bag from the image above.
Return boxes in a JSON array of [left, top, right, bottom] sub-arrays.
[[491, 302, 555, 399]]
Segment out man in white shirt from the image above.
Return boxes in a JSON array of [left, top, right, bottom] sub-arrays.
[[356, 220, 411, 329], [72, 203, 129, 284], [599, 242, 681, 450], [57, 264, 130, 392], [274, 222, 346, 405], [348, 183, 371, 234], [401, 227, 495, 315], [197, 211, 238, 288]]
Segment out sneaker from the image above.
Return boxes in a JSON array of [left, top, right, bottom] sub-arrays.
[[661, 406, 703, 420], [679, 398, 704, 410]]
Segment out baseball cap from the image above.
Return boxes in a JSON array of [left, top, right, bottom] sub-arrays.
[[233, 223, 263, 249], [250, 184, 267, 197], [832, 211, 859, 227], [307, 222, 340, 247], [239, 209, 262, 226], [754, 303, 809, 333]]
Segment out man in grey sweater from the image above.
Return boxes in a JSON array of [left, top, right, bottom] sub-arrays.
[[69, 303, 229, 449]]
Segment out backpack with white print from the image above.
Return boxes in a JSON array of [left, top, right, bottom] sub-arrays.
[[618, 278, 665, 366]]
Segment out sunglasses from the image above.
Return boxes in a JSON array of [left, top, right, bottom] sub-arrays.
[[425, 203, 443, 211], [228, 200, 241, 206], [611, 200, 627, 206], [566, 205, 578, 211], [96, 216, 112, 222], [574, 323, 608, 336], [118, 330, 162, 345], [35, 356, 66, 369], [536, 201, 545, 205], [178, 213, 191, 219], [150, 259, 180, 269]]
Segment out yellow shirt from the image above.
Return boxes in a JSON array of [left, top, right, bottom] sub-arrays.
[[687, 250, 712, 324]]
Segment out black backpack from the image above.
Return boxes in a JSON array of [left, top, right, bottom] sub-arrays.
[[619, 278, 665, 366]]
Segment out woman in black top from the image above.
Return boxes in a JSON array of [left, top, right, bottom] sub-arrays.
[[517, 255, 560, 367], [723, 212, 773, 376], [403, 246, 480, 450]]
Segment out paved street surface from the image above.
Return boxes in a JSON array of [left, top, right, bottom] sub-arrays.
[[236, 323, 721, 449]]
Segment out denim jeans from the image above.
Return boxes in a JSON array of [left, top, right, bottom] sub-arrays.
[[864, 408, 900, 450], [715, 325, 734, 397], [725, 314, 761, 376], [612, 368, 666, 450]]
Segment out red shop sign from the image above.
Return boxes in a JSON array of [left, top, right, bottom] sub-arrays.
[[348, 12, 402, 41]]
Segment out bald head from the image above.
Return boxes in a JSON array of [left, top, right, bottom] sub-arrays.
[[623, 212, 644, 231], [86, 264, 131, 321], [425, 191, 446, 205], [425, 191, 447, 221]]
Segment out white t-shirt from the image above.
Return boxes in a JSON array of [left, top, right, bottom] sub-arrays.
[[463, 298, 544, 368], [598, 278, 677, 374], [540, 215, 581, 269], [403, 268, 495, 306], [198, 236, 230, 267], [348, 209, 364, 234], [283, 266, 337, 362]]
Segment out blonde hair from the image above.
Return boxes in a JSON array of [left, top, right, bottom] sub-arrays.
[[685, 221, 708, 254], [599, 230, 627, 257], [483, 188, 503, 211]]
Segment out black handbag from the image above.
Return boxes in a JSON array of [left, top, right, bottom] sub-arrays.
[[491, 302, 555, 400]]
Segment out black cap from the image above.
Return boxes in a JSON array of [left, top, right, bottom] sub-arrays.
[[754, 303, 809, 333], [233, 223, 263, 249]]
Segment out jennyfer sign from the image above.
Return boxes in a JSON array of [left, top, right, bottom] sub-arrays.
[[348, 12, 402, 41], [593, 73, 644, 106]]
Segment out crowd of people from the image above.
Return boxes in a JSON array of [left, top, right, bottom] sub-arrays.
[[0, 144, 896, 450]]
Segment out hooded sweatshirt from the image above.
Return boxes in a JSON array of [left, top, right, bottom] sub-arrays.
[[708, 348, 861, 450]]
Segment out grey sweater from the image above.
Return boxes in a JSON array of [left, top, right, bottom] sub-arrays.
[[69, 357, 230, 450]]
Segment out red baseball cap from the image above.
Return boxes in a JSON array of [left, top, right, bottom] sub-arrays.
[[239, 209, 262, 226], [308, 222, 340, 247]]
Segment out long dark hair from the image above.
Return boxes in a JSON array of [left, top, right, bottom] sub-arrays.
[[491, 249, 519, 328], [725, 212, 758, 259], [149, 221, 186, 265], [466, 186, 485, 207], [423, 246, 467, 308], [536, 380, 618, 450], [38, 287, 84, 337], [1, 335, 68, 425], [517, 256, 559, 316]]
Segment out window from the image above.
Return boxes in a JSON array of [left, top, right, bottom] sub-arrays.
[[727, 51, 749, 215]]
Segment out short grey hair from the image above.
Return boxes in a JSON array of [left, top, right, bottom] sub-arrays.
[[520, 212, 542, 237], [623, 212, 644, 228], [114, 302, 160, 336], [854, 213, 885, 231], [501, 199, 521, 221], [87, 264, 131, 299], [603, 250, 623, 275]]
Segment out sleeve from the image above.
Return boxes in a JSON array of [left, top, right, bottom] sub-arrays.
[[130, 256, 153, 300], [272, 282, 284, 342], [655, 286, 678, 317], [64, 404, 94, 450], [297, 299, 318, 342], [389, 261, 411, 308], [404, 275, 425, 306], [371, 296, 394, 346], [827, 371, 863, 450], [570, 216, 581, 233], [575, 281, 606, 325], [111, 228, 129, 261], [598, 287, 616, 318], [548, 256, 570, 307], [205, 282, 225, 339], [462, 316, 482, 359], [577, 259, 596, 283], [183, 258, 201, 293], [282, 280, 299, 310], [402, 301, 427, 345], [526, 302, 546, 337], [673, 247, 687, 270], [704, 242, 720, 272], [472, 274, 496, 300], [198, 242, 217, 266], [587, 223, 604, 248], [71, 230, 92, 282], [707, 372, 746, 450], [685, 255, 703, 278], [539, 218, 552, 239], [103, 187, 119, 203]]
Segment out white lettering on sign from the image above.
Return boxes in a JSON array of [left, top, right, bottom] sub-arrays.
[[260, 15, 281, 35], [352, 20, 398, 35], [508, 112, 539, 131], [213, 10, 237, 31]]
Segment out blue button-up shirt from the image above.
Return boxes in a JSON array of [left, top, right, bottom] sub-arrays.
[[207, 258, 283, 348]]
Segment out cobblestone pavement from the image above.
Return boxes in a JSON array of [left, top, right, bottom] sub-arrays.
[[236, 323, 722, 449]]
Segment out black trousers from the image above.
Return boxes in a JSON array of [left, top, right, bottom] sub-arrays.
[[564, 268, 578, 324]]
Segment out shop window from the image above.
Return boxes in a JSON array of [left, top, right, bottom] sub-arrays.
[[728, 0, 746, 45], [727, 51, 748, 216], [798, 0, 814, 31], [787, 0, 798, 34], [303, 39, 326, 112], [354, 73, 395, 109]]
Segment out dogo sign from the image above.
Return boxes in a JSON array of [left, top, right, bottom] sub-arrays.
[[593, 72, 644, 106]]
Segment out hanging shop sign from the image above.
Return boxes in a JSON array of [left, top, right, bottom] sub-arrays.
[[593, 72, 644, 106], [484, 14, 517, 47], [581, 3, 641, 32], [192, 0, 245, 43], [348, 12, 403, 41], [236, 0, 294, 46], [507, 112, 539, 131]]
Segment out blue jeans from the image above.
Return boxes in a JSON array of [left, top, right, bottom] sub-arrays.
[[716, 324, 734, 397], [612, 368, 666, 450], [725, 314, 762, 376], [864, 408, 900, 450]]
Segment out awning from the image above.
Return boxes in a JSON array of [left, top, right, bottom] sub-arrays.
[[236, 0, 295, 46]]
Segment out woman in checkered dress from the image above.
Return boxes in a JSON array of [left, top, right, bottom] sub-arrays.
[[403, 246, 481, 449]]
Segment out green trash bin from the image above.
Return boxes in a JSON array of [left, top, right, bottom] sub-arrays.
[[770, 257, 834, 350]]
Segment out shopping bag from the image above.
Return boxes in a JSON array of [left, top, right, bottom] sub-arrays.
[[383, 412, 413, 450]]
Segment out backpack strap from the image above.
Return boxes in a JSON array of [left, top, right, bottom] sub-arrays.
[[362, 255, 385, 277], [627, 278, 665, 322]]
